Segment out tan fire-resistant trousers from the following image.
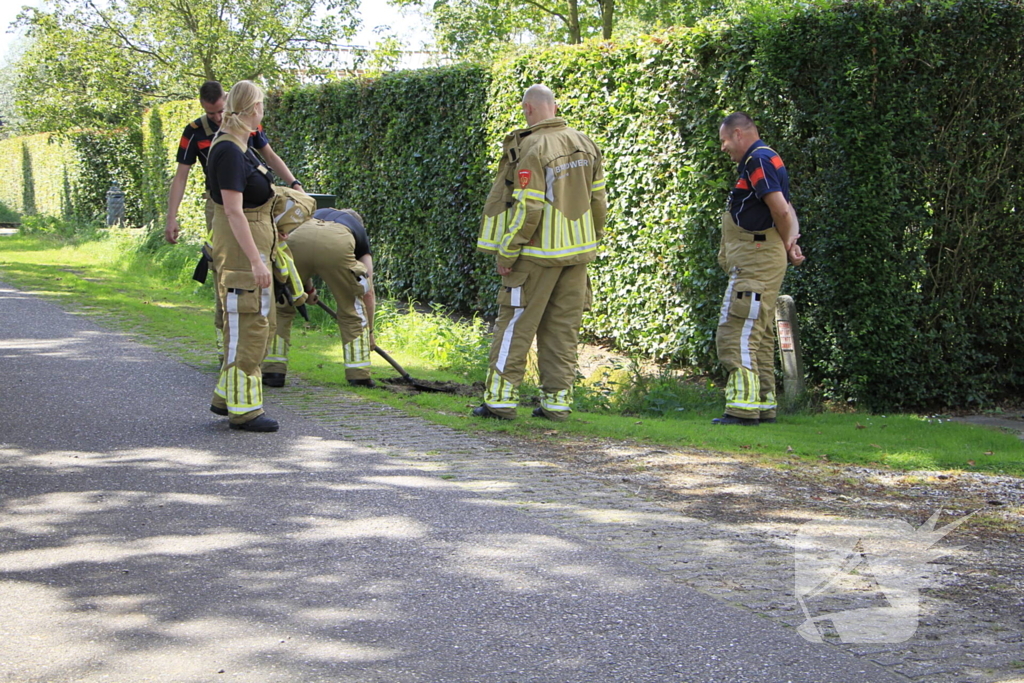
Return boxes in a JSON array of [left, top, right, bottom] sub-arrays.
[[262, 220, 371, 380], [210, 200, 277, 425], [716, 212, 787, 420], [483, 260, 589, 421]]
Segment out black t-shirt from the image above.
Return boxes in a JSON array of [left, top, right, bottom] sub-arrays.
[[314, 208, 372, 259], [207, 137, 274, 208]]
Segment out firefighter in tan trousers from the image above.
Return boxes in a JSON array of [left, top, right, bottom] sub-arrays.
[[714, 112, 805, 426], [206, 80, 309, 432], [262, 210, 375, 387], [473, 84, 607, 422]]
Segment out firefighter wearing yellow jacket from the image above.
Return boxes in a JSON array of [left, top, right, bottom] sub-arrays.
[[473, 84, 607, 422]]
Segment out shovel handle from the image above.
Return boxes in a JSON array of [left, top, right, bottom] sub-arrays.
[[315, 299, 337, 318], [373, 345, 412, 381]]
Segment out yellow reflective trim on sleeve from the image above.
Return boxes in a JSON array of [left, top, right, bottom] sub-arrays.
[[512, 187, 546, 203], [477, 210, 510, 252]]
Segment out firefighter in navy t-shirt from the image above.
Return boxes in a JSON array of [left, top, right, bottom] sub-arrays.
[[713, 112, 805, 427]]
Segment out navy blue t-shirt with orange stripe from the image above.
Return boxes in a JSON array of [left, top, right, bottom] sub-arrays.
[[176, 115, 269, 175], [728, 139, 790, 233]]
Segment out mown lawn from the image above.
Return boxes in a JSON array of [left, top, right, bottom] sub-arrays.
[[2, 229, 1021, 476]]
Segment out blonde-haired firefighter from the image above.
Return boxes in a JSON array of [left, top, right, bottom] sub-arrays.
[[206, 80, 303, 432], [262, 209, 376, 387], [165, 80, 303, 361], [473, 84, 607, 422]]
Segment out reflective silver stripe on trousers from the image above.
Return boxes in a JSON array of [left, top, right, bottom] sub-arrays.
[[226, 291, 240, 366], [740, 315, 756, 368], [496, 307, 524, 373], [719, 269, 738, 326]]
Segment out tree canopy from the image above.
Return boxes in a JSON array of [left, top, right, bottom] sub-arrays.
[[391, 0, 724, 60], [10, 0, 360, 133]]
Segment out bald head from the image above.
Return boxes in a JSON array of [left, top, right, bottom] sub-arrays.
[[522, 84, 557, 126]]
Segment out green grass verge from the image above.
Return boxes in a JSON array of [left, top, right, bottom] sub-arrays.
[[2, 229, 1022, 477]]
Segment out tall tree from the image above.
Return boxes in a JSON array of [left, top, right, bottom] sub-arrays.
[[12, 0, 360, 132]]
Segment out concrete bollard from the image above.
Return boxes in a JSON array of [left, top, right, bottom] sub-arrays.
[[775, 295, 805, 403], [106, 182, 125, 227]]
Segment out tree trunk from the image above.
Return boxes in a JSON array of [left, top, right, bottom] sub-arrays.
[[567, 0, 580, 44], [601, 0, 614, 39]]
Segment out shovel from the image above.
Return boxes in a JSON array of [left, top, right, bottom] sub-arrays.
[[313, 299, 445, 392]]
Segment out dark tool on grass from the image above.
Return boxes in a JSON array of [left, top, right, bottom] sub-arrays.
[[314, 299, 445, 392]]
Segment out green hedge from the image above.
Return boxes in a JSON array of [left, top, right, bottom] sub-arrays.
[[485, 1, 1024, 410], [0, 133, 75, 218], [0, 126, 145, 226], [141, 101, 210, 241], [743, 0, 1024, 409], [2, 0, 1022, 410], [264, 64, 495, 310], [488, 36, 733, 368]]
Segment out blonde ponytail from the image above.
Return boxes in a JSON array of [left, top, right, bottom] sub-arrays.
[[221, 80, 265, 135]]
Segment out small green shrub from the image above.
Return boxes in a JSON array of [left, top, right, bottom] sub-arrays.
[[375, 300, 490, 380], [613, 364, 722, 418], [0, 200, 20, 223]]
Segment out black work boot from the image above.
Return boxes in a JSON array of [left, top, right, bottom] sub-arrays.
[[711, 414, 759, 426], [348, 378, 376, 388], [230, 415, 280, 432], [262, 373, 286, 387], [210, 404, 228, 416], [473, 404, 507, 420]]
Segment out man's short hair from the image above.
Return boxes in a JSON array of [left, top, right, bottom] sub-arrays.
[[721, 112, 756, 131], [199, 81, 224, 104]]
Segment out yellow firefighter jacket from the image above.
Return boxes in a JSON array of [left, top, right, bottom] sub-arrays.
[[477, 117, 607, 268]]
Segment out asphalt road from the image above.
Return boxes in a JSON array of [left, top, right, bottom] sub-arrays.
[[0, 281, 905, 683]]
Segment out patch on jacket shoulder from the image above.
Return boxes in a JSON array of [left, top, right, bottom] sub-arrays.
[[518, 170, 531, 188]]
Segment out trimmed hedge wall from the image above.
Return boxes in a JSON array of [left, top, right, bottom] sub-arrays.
[[0, 133, 77, 218], [2, 0, 1022, 410], [264, 65, 495, 311], [747, 0, 1024, 409], [485, 0, 1024, 410], [0, 127, 145, 226], [141, 101, 210, 240]]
